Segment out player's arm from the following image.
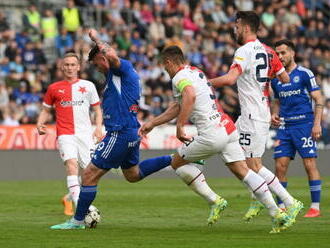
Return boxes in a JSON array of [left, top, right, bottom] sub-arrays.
[[210, 67, 241, 88], [36, 106, 52, 135], [271, 98, 281, 127], [276, 70, 290, 84], [176, 85, 196, 143], [310, 90, 324, 140], [89, 29, 121, 68], [92, 104, 103, 143], [138, 102, 180, 137]]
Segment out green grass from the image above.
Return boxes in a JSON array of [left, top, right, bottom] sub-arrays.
[[0, 177, 329, 248]]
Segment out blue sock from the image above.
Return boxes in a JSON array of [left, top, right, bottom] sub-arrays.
[[309, 180, 321, 203], [276, 181, 287, 205], [74, 185, 97, 221], [138, 155, 172, 179]]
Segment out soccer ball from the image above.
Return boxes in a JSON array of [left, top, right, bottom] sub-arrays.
[[84, 205, 101, 228]]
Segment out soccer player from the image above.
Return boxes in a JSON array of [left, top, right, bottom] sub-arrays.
[[210, 11, 303, 221], [271, 39, 323, 218], [139, 45, 295, 233], [50, 29, 222, 229], [37, 52, 103, 216]]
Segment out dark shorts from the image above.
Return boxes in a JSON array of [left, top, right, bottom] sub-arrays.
[[274, 123, 317, 159], [91, 128, 140, 170]]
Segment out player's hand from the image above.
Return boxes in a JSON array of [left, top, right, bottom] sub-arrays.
[[176, 125, 193, 144], [271, 114, 281, 127], [312, 124, 322, 140], [138, 122, 154, 137], [37, 124, 47, 135], [88, 29, 99, 42], [93, 127, 104, 144]]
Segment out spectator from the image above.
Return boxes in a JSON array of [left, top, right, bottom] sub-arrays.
[[55, 28, 74, 57], [61, 0, 82, 37], [22, 3, 41, 42]]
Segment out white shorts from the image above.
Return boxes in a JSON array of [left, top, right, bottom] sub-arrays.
[[235, 116, 270, 158], [177, 126, 245, 164], [57, 135, 95, 169]]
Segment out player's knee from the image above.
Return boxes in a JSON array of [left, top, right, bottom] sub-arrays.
[[303, 158, 317, 171], [125, 174, 140, 183]]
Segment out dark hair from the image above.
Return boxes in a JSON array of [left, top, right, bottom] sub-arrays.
[[88, 45, 100, 61], [236, 11, 260, 33], [160, 46, 185, 64], [274, 39, 296, 51]]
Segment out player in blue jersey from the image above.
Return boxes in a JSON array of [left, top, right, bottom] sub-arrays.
[[50, 29, 223, 229], [271, 39, 324, 218]]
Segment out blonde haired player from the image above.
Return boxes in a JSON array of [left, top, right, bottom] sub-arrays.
[[37, 53, 103, 215], [210, 11, 303, 222]]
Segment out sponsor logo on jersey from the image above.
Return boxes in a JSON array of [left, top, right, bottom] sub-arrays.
[[60, 100, 84, 106], [279, 89, 301, 98], [234, 56, 245, 61], [129, 104, 139, 113], [293, 76, 300, 83]]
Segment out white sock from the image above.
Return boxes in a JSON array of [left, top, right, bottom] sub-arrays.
[[175, 164, 218, 204], [67, 175, 80, 208], [310, 202, 320, 210], [243, 170, 279, 217], [258, 166, 294, 207]]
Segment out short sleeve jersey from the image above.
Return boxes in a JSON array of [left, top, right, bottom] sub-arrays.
[[102, 59, 141, 132], [172, 65, 232, 134], [271, 66, 320, 125], [231, 39, 285, 122], [43, 79, 100, 136]]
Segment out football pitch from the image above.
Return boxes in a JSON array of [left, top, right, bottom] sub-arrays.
[[0, 177, 329, 248]]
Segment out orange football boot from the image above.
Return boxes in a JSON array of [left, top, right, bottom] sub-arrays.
[[61, 194, 74, 216], [303, 208, 320, 218]]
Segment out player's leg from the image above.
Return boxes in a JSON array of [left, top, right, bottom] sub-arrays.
[[58, 135, 80, 216], [50, 162, 108, 229], [173, 133, 230, 225], [292, 125, 321, 217], [274, 157, 291, 209], [302, 157, 321, 217], [171, 152, 226, 225]]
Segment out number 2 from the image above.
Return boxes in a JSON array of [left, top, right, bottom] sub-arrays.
[[256, 53, 268, 82]]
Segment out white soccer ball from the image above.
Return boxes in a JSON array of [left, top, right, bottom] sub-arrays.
[[84, 205, 101, 228]]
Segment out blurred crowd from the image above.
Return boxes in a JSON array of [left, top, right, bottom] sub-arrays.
[[0, 0, 329, 146]]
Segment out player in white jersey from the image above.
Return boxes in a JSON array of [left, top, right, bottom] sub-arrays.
[[139, 46, 295, 233], [210, 11, 303, 222], [37, 53, 103, 215]]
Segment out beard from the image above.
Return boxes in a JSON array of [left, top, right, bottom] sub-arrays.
[[236, 33, 244, 45]]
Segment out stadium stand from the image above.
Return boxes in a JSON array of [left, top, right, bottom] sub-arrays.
[[0, 0, 329, 147]]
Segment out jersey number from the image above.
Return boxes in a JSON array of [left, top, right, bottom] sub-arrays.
[[301, 137, 314, 148], [239, 133, 251, 146], [255, 53, 268, 83]]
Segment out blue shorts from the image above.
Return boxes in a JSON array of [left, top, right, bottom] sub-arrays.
[[91, 128, 140, 170], [274, 123, 317, 159]]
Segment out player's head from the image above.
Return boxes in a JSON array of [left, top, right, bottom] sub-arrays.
[[88, 45, 110, 73], [159, 45, 185, 78], [274, 39, 296, 69], [61, 52, 80, 80], [235, 11, 260, 45]]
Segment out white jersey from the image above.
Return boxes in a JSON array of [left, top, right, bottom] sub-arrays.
[[172, 65, 221, 135], [231, 39, 285, 122], [43, 79, 100, 137]]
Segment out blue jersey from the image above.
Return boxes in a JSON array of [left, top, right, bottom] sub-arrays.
[[102, 59, 141, 132], [271, 66, 320, 126]]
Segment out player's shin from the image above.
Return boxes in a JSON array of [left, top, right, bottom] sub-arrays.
[[175, 164, 218, 204], [138, 155, 172, 179], [258, 167, 294, 207], [74, 185, 97, 223], [67, 175, 80, 207], [243, 170, 278, 216]]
